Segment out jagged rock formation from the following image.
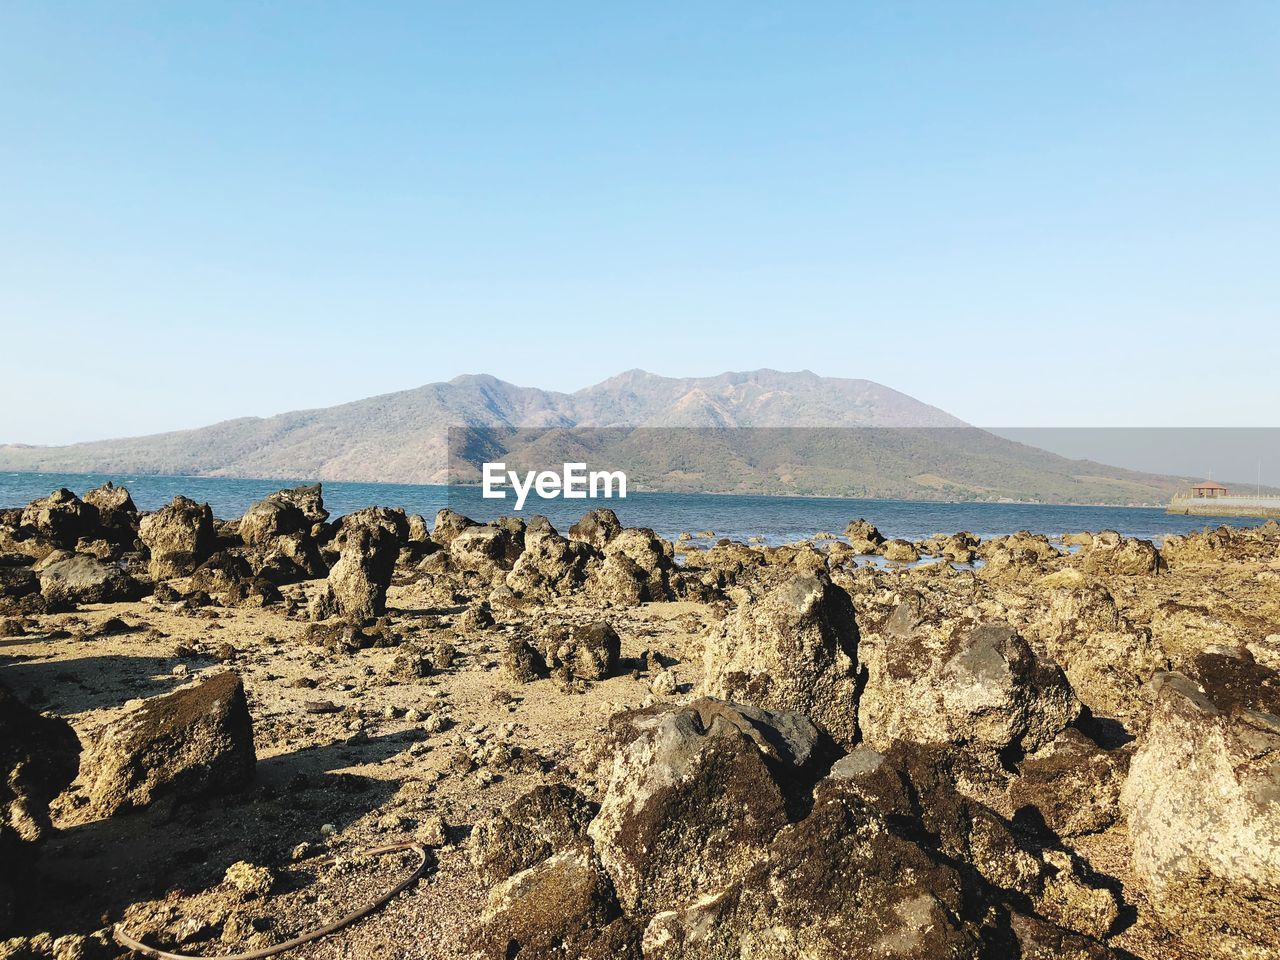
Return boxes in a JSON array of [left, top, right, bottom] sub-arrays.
[[698, 574, 861, 743]]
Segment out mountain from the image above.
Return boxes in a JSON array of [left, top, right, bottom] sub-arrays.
[[0, 369, 1194, 504]]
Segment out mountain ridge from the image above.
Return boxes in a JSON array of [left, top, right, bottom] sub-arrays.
[[0, 369, 1190, 504]]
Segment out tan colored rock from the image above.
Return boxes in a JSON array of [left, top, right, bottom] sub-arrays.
[[83, 482, 138, 542], [506, 519, 592, 598], [979, 531, 1061, 582], [1121, 653, 1280, 959], [1077, 531, 1160, 576], [539, 621, 621, 681], [859, 601, 1079, 770], [238, 484, 327, 545], [449, 523, 524, 578], [938, 531, 980, 563], [568, 508, 623, 550], [499, 636, 545, 684], [880, 538, 920, 563], [1149, 599, 1247, 665], [84, 672, 255, 818], [843, 518, 885, 553], [587, 551, 648, 605], [19, 489, 97, 549], [698, 573, 861, 743], [1162, 524, 1280, 568], [309, 524, 398, 620], [588, 699, 826, 915], [597, 528, 675, 602], [1029, 579, 1164, 728], [431, 508, 475, 548], [471, 844, 638, 960], [139, 496, 216, 580], [38, 555, 143, 605]]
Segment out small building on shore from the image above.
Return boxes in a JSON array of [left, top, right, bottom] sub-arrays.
[[1191, 480, 1229, 499]]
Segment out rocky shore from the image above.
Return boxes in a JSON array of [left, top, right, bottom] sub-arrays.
[[1, 483, 1278, 960]]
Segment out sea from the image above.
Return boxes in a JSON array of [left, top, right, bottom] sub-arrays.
[[0, 471, 1265, 547]]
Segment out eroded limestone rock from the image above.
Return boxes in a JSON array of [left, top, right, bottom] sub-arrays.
[[309, 525, 399, 620], [859, 600, 1079, 772], [139, 496, 216, 581], [588, 698, 829, 915], [1121, 652, 1280, 959], [699, 574, 861, 743]]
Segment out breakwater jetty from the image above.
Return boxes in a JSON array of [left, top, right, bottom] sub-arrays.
[[1168, 494, 1280, 519]]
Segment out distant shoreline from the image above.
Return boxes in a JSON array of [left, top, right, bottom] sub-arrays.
[[0, 467, 1183, 512]]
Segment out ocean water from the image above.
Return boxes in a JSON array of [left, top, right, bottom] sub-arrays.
[[0, 471, 1264, 547]]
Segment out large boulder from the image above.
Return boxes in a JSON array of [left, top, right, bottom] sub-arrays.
[[587, 551, 649, 605], [84, 671, 256, 817], [1148, 599, 1249, 667], [0, 563, 39, 603], [238, 484, 328, 545], [1121, 652, 1280, 959], [826, 741, 1118, 938], [251, 531, 328, 584], [858, 600, 1079, 772], [880, 538, 920, 563], [187, 552, 282, 607], [332, 506, 410, 548], [978, 531, 1061, 581], [916, 531, 980, 564], [499, 636, 547, 684], [699, 574, 861, 743], [679, 540, 766, 588], [37, 554, 144, 605], [0, 681, 81, 934], [538, 621, 621, 681], [587, 698, 830, 915], [449, 522, 525, 577], [1076, 531, 1160, 576], [237, 485, 328, 583], [642, 785, 990, 960], [431, 508, 476, 548], [1027, 575, 1165, 729], [1161, 524, 1280, 568], [588, 528, 675, 604], [641, 734, 1119, 959], [309, 524, 399, 620], [490, 697, 1117, 958], [19, 489, 98, 548], [506, 518, 594, 598], [139, 496, 216, 580], [843, 518, 885, 553], [569, 508, 623, 550], [83, 482, 139, 543]]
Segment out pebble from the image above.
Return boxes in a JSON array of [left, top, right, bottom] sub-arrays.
[[290, 841, 317, 861]]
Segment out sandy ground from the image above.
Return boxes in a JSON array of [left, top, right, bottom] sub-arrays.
[[3, 583, 714, 959]]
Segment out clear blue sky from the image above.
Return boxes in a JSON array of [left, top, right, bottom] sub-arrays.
[[2, 2, 1277, 444]]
